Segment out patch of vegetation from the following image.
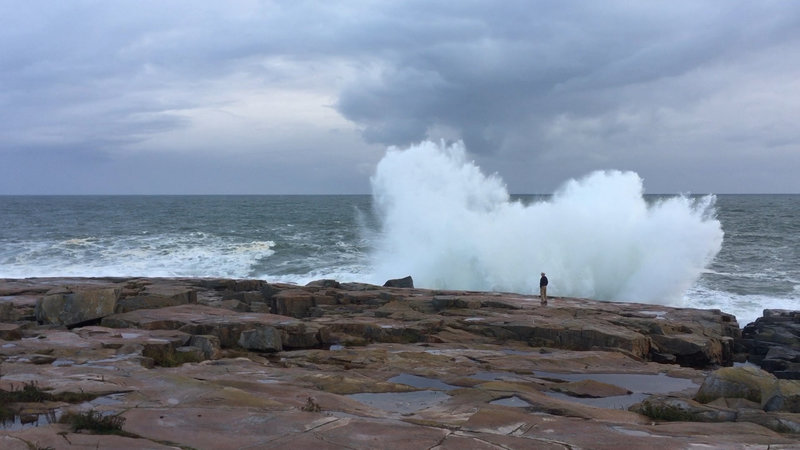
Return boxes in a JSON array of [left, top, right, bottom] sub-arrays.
[[0, 382, 99, 404], [301, 396, 321, 412], [0, 382, 53, 403], [143, 346, 202, 367], [637, 402, 695, 422], [51, 391, 98, 403], [60, 410, 127, 435], [0, 382, 101, 424]]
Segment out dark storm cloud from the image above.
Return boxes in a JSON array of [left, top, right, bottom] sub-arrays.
[[335, 1, 800, 154], [1, 1, 799, 193]]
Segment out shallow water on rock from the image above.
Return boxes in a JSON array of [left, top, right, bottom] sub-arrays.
[[473, 370, 698, 410], [348, 390, 450, 414], [534, 371, 699, 409], [533, 371, 698, 394], [545, 391, 650, 409], [0, 409, 61, 431], [490, 396, 533, 407], [388, 373, 459, 391]]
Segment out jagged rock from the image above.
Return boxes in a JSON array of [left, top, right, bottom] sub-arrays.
[[383, 276, 414, 288], [0, 301, 13, 321], [221, 299, 250, 312], [100, 304, 320, 349], [238, 325, 283, 352], [175, 345, 205, 363], [35, 286, 120, 327], [306, 279, 341, 288], [740, 309, 800, 379], [188, 334, 222, 360], [28, 354, 57, 365], [116, 284, 197, 313], [272, 291, 316, 318], [0, 323, 22, 340]]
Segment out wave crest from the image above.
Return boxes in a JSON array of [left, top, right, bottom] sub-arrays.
[[369, 140, 723, 305]]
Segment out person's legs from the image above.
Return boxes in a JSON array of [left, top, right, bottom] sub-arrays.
[[540, 286, 547, 305]]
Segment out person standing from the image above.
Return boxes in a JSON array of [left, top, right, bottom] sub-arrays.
[[539, 272, 548, 306]]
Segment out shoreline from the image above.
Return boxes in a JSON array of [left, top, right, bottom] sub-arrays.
[[1, 277, 798, 447]]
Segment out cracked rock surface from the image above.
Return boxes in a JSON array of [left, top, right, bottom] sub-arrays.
[[1, 277, 798, 449]]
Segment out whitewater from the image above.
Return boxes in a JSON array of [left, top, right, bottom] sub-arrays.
[[369, 141, 722, 305]]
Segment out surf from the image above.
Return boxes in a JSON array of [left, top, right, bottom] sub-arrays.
[[368, 140, 723, 306]]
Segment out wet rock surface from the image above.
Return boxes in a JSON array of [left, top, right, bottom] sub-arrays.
[[1, 277, 798, 448], [740, 310, 800, 379]]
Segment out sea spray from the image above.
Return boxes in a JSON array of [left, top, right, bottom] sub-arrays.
[[369, 140, 723, 306]]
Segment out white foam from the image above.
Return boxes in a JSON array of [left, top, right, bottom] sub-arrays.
[[369, 140, 723, 306], [0, 235, 276, 279], [686, 284, 800, 327]]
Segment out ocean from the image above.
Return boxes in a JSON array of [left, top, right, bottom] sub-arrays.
[[1, 144, 797, 327]]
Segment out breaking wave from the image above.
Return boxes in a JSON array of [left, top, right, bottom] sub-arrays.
[[369, 140, 723, 306]]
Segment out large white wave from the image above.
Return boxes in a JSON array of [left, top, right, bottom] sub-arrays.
[[369, 140, 723, 306]]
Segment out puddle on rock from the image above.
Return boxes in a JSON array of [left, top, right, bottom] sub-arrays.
[[546, 391, 650, 409], [0, 409, 62, 431], [490, 396, 533, 408], [533, 371, 699, 410], [86, 392, 126, 407], [348, 390, 450, 415], [472, 371, 698, 410], [388, 373, 458, 391], [533, 371, 698, 394], [471, 371, 526, 382], [611, 426, 661, 437]]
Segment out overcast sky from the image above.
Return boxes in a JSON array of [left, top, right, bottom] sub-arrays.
[[2, 1, 799, 194]]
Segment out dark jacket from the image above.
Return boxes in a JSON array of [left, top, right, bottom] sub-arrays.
[[540, 276, 548, 287]]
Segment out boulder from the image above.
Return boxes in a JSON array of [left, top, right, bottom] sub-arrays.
[[693, 365, 800, 413], [631, 395, 737, 422], [383, 276, 414, 288], [763, 379, 800, 413], [35, 286, 120, 327], [695, 366, 777, 405], [306, 279, 341, 288], [740, 309, 800, 379]]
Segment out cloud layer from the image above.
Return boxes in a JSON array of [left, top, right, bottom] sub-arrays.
[[2, 1, 799, 193]]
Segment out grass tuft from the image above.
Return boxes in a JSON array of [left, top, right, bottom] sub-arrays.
[[60, 410, 126, 434]]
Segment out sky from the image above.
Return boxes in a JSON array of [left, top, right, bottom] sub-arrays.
[[1, 0, 799, 195]]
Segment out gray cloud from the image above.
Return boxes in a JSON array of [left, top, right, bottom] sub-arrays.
[[1, 1, 799, 193]]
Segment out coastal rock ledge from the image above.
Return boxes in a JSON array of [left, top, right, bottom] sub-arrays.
[[1, 277, 798, 449]]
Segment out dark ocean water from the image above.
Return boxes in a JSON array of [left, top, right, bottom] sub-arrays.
[[0, 194, 797, 326]]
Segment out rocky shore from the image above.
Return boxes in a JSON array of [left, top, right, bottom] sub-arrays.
[[1, 277, 798, 449]]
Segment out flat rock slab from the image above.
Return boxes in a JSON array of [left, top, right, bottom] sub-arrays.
[[1, 277, 798, 448]]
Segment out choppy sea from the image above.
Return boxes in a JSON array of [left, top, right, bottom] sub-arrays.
[[0, 144, 797, 327]]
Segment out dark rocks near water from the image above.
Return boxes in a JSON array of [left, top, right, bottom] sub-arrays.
[[739, 310, 800, 379], [383, 275, 414, 288]]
